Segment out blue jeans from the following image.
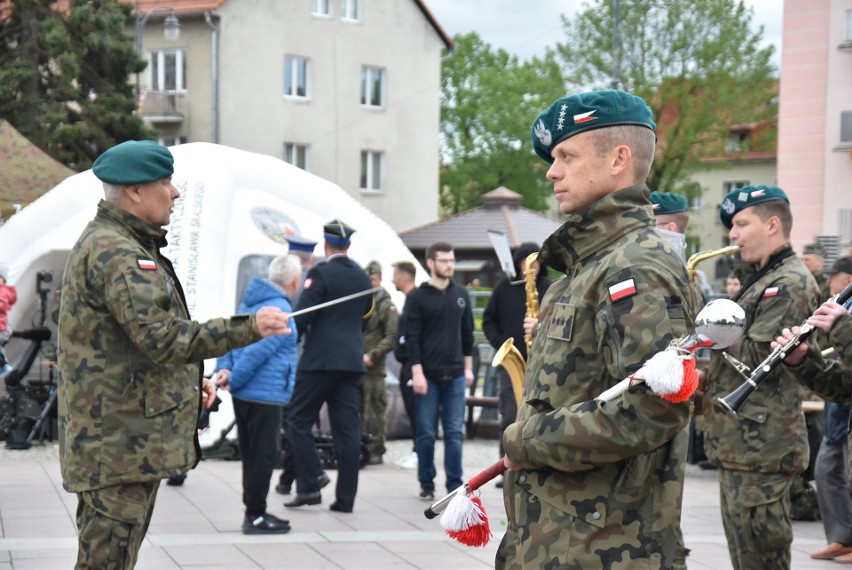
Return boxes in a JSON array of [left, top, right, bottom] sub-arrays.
[[414, 375, 466, 493]]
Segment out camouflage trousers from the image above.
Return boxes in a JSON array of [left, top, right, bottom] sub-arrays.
[[719, 468, 793, 570], [360, 373, 387, 457], [74, 481, 159, 569]]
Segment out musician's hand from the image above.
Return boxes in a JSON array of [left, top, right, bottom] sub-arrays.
[[772, 326, 808, 366], [503, 455, 521, 471], [255, 307, 292, 337], [201, 377, 217, 408], [808, 301, 848, 332], [363, 354, 373, 368], [523, 316, 538, 340], [464, 367, 474, 387]]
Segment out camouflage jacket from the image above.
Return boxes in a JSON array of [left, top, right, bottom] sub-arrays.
[[702, 246, 817, 474], [497, 185, 698, 570], [363, 287, 397, 376], [57, 200, 261, 492]]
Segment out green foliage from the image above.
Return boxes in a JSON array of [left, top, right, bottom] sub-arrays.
[[439, 33, 565, 216], [556, 0, 777, 195], [0, 0, 152, 171]]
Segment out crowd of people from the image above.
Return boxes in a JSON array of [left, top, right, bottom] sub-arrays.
[[44, 86, 852, 570]]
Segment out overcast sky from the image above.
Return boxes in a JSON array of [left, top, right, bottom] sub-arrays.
[[425, 0, 784, 69]]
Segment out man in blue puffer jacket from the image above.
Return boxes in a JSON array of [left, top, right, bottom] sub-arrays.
[[216, 254, 302, 534]]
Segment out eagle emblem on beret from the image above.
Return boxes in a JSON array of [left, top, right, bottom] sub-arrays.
[[533, 119, 552, 146], [721, 198, 736, 215]]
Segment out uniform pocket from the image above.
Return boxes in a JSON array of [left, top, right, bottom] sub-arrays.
[[739, 477, 792, 552]]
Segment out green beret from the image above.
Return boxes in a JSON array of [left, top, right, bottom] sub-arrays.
[[803, 242, 827, 258], [365, 260, 382, 275], [719, 185, 789, 229], [92, 140, 174, 185], [531, 90, 656, 163], [323, 218, 356, 244], [649, 191, 688, 215]]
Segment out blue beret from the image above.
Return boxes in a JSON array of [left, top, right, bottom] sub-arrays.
[[323, 219, 356, 244], [285, 234, 318, 252], [649, 191, 688, 215], [531, 90, 656, 163], [92, 140, 174, 185], [719, 185, 789, 229]]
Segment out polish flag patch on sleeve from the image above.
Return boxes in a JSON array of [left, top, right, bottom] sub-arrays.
[[137, 258, 157, 270], [609, 278, 637, 302], [303, 277, 313, 290], [763, 286, 779, 298]]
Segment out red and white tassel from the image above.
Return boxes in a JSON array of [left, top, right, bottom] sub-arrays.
[[640, 349, 699, 403], [439, 491, 492, 547]]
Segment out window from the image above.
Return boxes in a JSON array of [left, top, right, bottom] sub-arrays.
[[311, 0, 331, 16], [284, 55, 310, 98], [284, 143, 310, 170], [846, 10, 852, 41], [158, 136, 186, 146], [689, 194, 702, 210], [360, 150, 384, 192], [361, 66, 385, 108], [723, 181, 749, 197], [841, 111, 852, 143], [147, 49, 187, 91], [341, 0, 360, 21]]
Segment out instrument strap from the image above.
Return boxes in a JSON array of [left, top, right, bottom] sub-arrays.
[[731, 246, 796, 303]]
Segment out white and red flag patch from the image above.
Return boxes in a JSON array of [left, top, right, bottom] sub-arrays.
[[609, 278, 637, 302], [573, 110, 598, 124], [303, 277, 313, 290], [137, 258, 157, 270], [750, 189, 766, 199], [763, 286, 779, 298]]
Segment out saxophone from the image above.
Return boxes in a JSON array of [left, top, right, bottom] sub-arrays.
[[491, 252, 539, 406], [686, 245, 739, 283]]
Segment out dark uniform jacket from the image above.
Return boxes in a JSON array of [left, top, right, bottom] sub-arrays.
[[482, 273, 552, 360], [703, 246, 818, 475], [58, 200, 261, 492], [497, 185, 699, 569], [294, 254, 372, 373]]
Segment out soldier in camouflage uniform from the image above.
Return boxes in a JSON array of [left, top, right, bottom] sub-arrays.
[[497, 90, 699, 569], [58, 140, 291, 569], [702, 185, 819, 570], [361, 260, 398, 464], [802, 242, 830, 302]]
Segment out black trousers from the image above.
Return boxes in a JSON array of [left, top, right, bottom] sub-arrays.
[[288, 370, 361, 508], [497, 366, 517, 458], [233, 397, 282, 517]]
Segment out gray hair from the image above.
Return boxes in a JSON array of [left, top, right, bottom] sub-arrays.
[[268, 254, 302, 287], [103, 182, 124, 204], [589, 125, 656, 183]]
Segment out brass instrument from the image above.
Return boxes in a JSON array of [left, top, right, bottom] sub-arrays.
[[716, 280, 852, 415], [686, 245, 739, 282], [491, 252, 540, 406]]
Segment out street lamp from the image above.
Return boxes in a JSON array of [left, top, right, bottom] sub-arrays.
[[134, 0, 180, 101]]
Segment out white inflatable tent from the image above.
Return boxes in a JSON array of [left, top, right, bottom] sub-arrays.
[[1, 143, 427, 445]]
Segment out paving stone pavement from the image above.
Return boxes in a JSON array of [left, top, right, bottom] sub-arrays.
[[0, 439, 833, 569]]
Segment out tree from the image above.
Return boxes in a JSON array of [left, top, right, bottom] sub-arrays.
[[0, 0, 152, 172], [439, 33, 565, 216], [556, 0, 777, 194]]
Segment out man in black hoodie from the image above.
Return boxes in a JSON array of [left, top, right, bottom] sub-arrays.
[[404, 241, 475, 500], [482, 242, 552, 487]]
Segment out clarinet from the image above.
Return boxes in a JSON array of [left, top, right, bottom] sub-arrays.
[[715, 280, 852, 416]]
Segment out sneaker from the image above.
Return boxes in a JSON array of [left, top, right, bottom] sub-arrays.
[[242, 514, 291, 534], [396, 451, 418, 469], [418, 487, 434, 501]]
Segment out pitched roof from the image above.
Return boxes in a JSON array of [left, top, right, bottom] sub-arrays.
[[123, 0, 453, 48], [0, 120, 75, 214], [399, 187, 561, 250]]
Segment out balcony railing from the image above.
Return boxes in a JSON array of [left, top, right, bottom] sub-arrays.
[[139, 89, 186, 123]]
